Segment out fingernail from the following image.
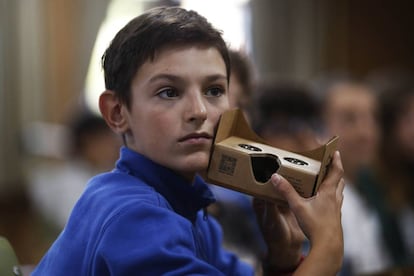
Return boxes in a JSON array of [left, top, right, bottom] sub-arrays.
[[271, 174, 281, 186]]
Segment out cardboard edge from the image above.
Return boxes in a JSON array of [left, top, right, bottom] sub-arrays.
[[206, 109, 339, 201], [311, 136, 339, 195], [216, 109, 267, 143]]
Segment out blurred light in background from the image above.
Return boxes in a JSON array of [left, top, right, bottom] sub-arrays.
[[84, 0, 251, 114], [84, 0, 145, 115], [181, 0, 251, 51]]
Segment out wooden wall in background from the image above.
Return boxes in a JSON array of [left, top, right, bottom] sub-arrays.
[[0, 0, 108, 266], [43, 0, 108, 123], [43, 0, 81, 123], [251, 0, 414, 80], [346, 0, 414, 77]]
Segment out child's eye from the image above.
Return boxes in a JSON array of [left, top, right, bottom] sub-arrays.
[[205, 86, 225, 97], [157, 88, 179, 99]]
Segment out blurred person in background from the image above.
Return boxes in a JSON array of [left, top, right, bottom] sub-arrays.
[[250, 78, 322, 152], [366, 70, 414, 269], [312, 72, 392, 275], [28, 111, 121, 230]]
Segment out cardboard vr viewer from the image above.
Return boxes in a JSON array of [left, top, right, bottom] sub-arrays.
[[207, 109, 339, 203]]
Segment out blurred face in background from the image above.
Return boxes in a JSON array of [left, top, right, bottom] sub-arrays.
[[81, 130, 121, 171], [394, 94, 414, 159], [323, 83, 380, 180]]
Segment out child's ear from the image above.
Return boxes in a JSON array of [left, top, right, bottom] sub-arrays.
[[99, 90, 129, 134]]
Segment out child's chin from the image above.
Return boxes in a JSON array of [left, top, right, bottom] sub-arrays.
[[177, 161, 209, 181], [188, 162, 209, 172], [184, 158, 209, 172]]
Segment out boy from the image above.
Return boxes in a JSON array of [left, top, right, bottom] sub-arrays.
[[32, 6, 344, 275]]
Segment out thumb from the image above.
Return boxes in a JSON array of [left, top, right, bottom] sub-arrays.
[[271, 174, 302, 206]]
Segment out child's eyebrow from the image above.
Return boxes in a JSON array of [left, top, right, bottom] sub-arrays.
[[149, 74, 180, 83], [149, 73, 227, 83], [205, 74, 228, 82]]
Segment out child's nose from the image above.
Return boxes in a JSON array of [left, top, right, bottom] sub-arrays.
[[186, 93, 207, 122]]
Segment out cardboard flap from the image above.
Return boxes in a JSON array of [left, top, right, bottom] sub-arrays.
[[299, 136, 338, 160], [298, 136, 339, 195], [215, 109, 266, 144], [311, 136, 339, 194]]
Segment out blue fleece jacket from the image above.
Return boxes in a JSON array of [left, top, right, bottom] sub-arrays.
[[32, 147, 253, 275]]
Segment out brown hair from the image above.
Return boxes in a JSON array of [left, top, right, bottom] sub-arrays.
[[102, 6, 230, 109]]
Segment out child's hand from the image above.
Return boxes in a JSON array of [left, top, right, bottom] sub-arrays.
[[253, 199, 305, 271], [274, 151, 344, 250], [255, 151, 345, 275]]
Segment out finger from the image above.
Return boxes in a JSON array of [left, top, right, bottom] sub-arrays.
[[253, 199, 275, 228], [337, 177, 345, 196], [336, 177, 345, 205], [319, 151, 344, 190], [271, 174, 302, 208], [252, 198, 267, 228], [252, 198, 267, 221], [332, 151, 345, 181]]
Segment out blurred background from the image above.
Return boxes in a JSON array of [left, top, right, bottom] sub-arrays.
[[1, 0, 414, 271]]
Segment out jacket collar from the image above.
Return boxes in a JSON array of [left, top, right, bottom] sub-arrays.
[[115, 146, 216, 222]]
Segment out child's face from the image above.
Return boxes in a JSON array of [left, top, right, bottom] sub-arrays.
[[121, 45, 229, 180]]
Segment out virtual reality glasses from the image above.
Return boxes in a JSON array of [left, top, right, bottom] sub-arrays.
[[207, 109, 338, 203]]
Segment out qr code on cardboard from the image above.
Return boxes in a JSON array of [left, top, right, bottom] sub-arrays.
[[218, 154, 237, 176]]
